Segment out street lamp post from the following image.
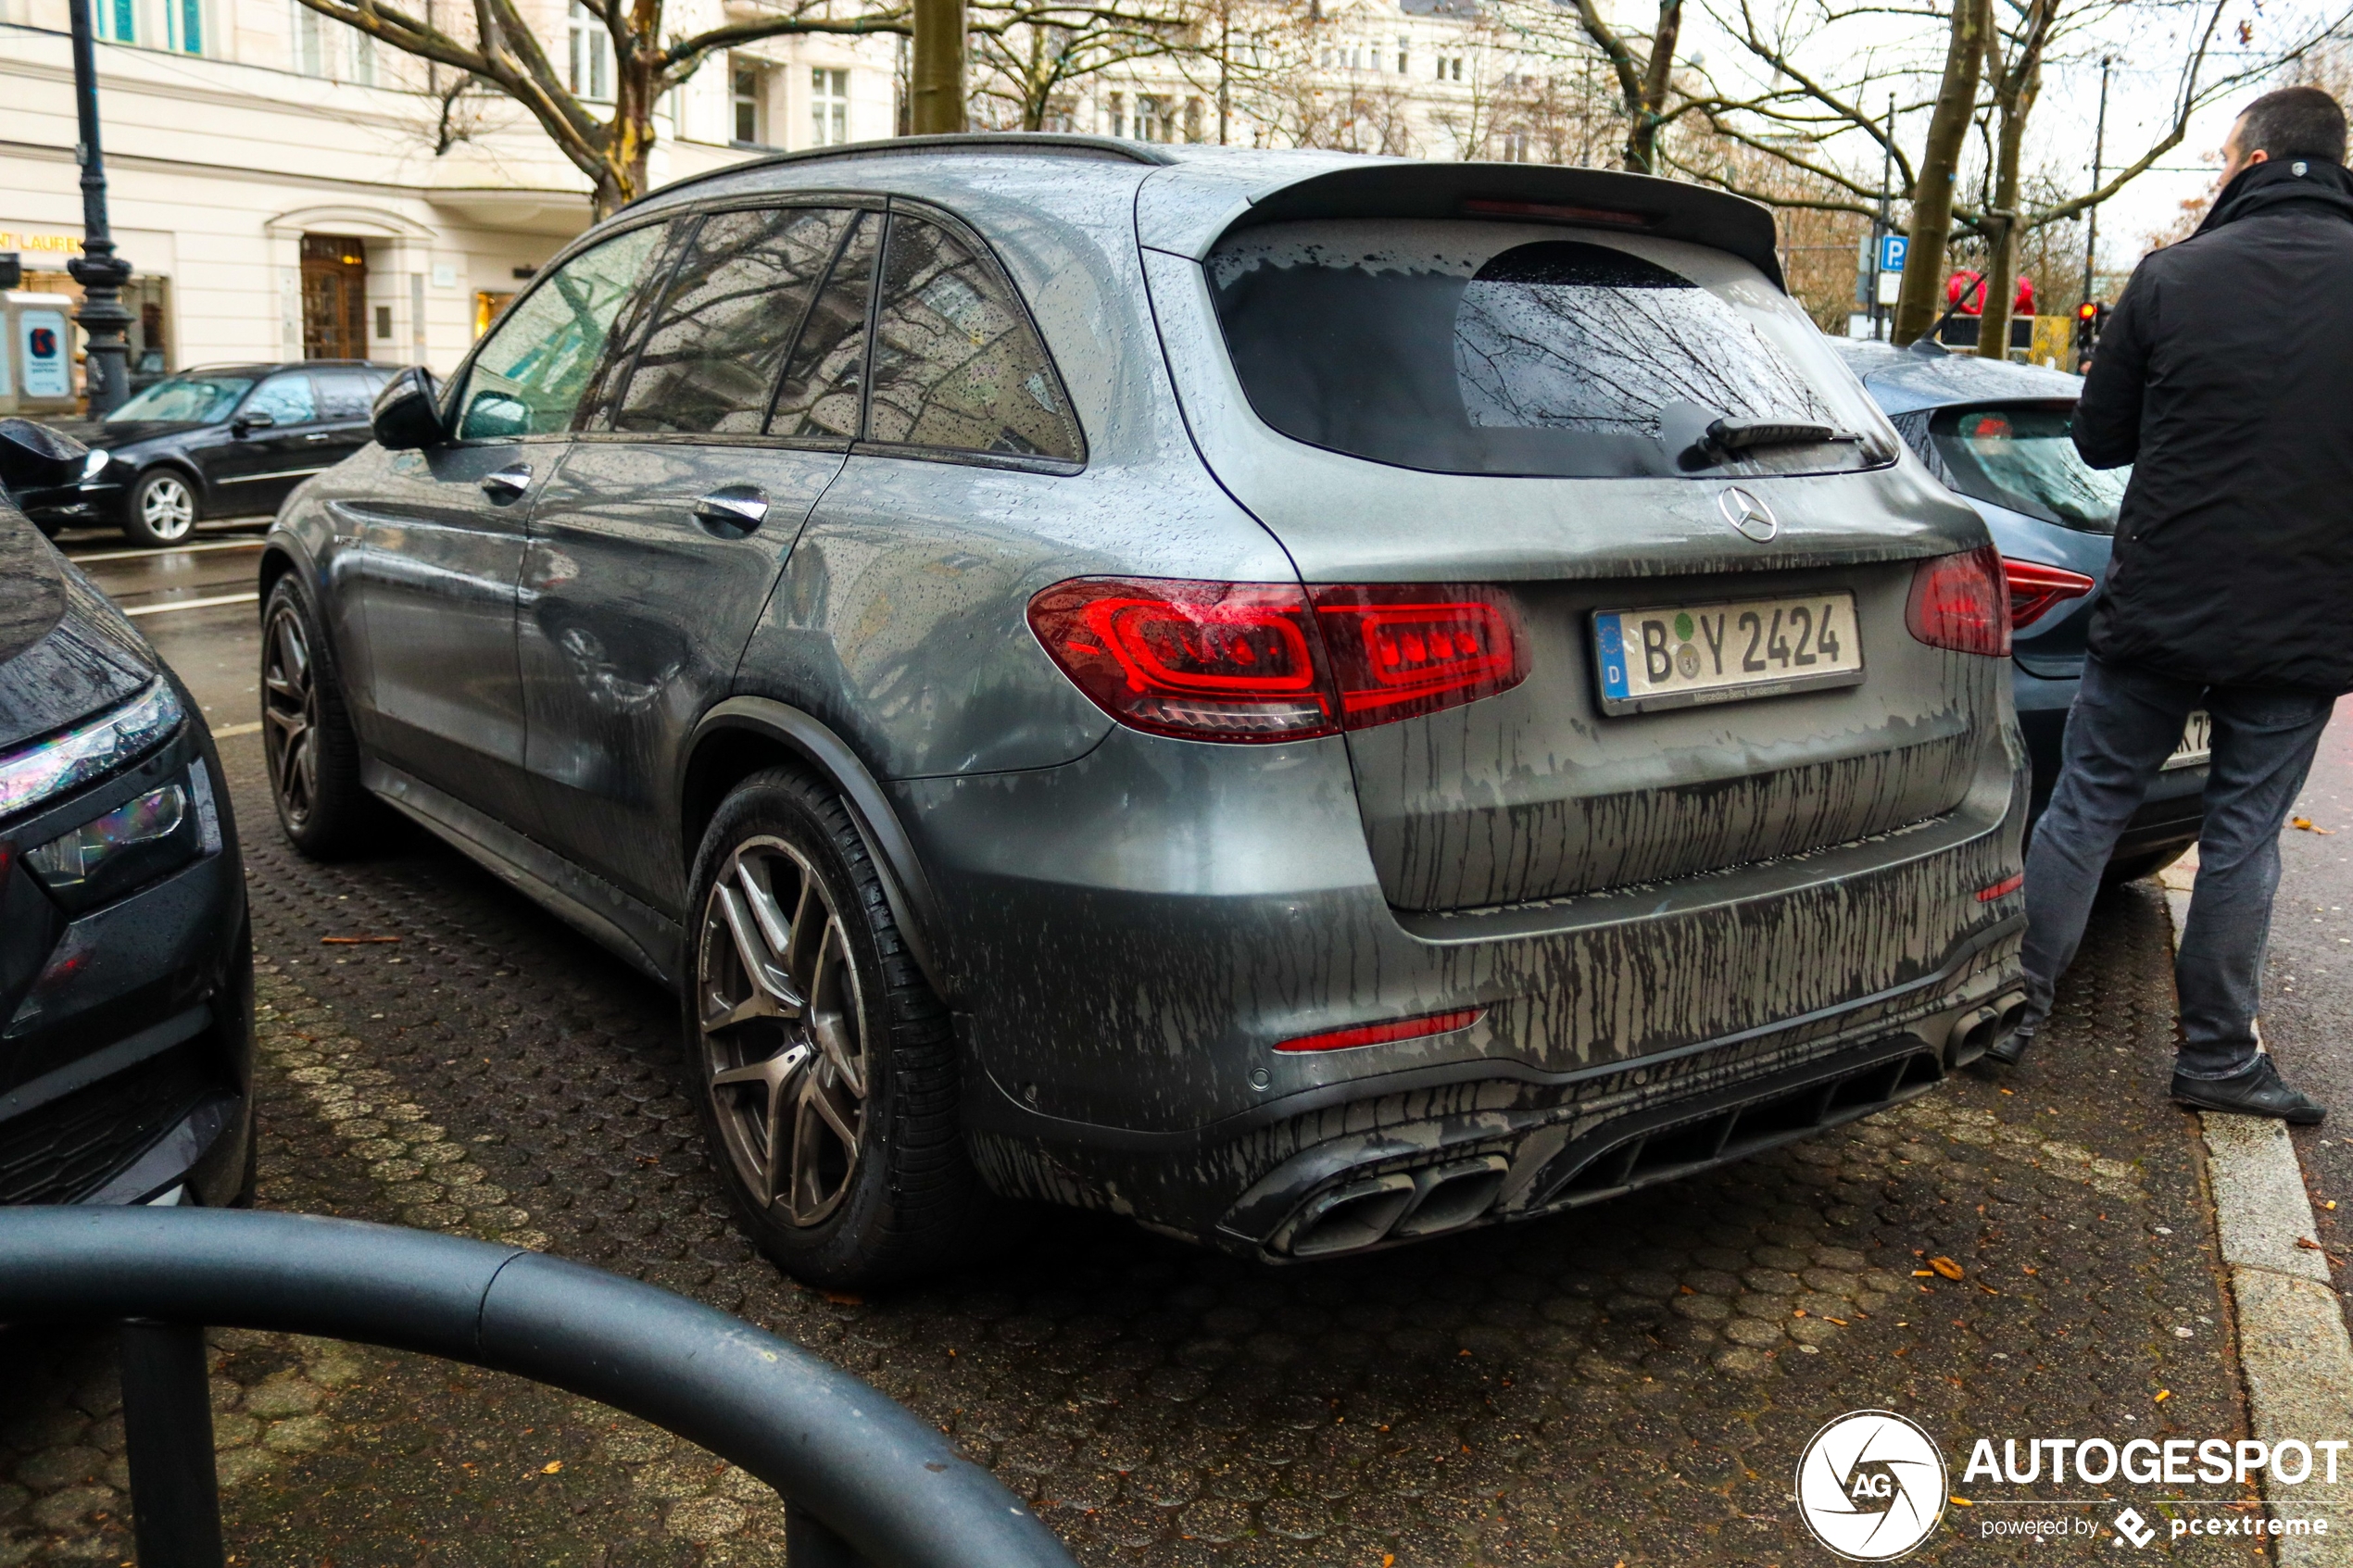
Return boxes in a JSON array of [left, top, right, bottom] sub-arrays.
[[2082, 56, 2112, 313], [66, 0, 135, 418]]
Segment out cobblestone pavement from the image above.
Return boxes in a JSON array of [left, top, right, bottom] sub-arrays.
[[3, 738, 2272, 1564]]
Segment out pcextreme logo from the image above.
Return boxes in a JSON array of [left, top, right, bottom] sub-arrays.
[[1796, 1411, 1949, 1561]]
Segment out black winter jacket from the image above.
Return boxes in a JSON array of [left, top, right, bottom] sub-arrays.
[[2076, 156, 2353, 691]]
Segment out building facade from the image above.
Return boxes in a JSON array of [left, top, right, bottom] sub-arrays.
[[0, 0, 898, 384]]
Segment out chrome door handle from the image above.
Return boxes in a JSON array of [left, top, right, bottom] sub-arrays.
[[301, 432, 334, 443], [693, 487, 768, 534], [480, 463, 532, 501]]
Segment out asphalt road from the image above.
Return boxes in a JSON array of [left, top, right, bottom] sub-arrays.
[[3, 529, 2287, 1566]]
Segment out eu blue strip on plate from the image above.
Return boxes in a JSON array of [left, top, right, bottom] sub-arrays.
[[1596, 614, 1629, 703]]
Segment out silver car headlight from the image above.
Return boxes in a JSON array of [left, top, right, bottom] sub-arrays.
[[24, 761, 220, 913], [81, 449, 110, 482], [0, 680, 183, 817]]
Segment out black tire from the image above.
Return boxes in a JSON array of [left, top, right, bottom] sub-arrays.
[[260, 576, 379, 858], [121, 467, 199, 546], [2105, 846, 2190, 886], [685, 768, 986, 1288]]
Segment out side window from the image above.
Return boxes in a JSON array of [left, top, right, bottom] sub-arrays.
[[313, 370, 376, 420], [616, 206, 855, 435], [865, 214, 1083, 461], [768, 211, 878, 442], [242, 373, 318, 425], [456, 224, 665, 441]]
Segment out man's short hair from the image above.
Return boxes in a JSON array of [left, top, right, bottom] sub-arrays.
[[2236, 86, 2348, 163]]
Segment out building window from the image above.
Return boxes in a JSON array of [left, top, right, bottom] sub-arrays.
[[810, 67, 849, 145], [1136, 94, 1174, 142], [95, 0, 134, 44], [1453, 56, 1464, 81], [569, 2, 611, 101], [732, 62, 763, 144], [1106, 92, 1125, 138], [1183, 96, 1202, 142], [168, 0, 202, 54], [293, 3, 371, 80], [1397, 35, 1408, 71]]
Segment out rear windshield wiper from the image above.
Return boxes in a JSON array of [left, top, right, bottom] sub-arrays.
[[1705, 416, 1862, 454]]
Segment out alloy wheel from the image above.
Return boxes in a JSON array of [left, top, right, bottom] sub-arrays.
[[139, 475, 195, 542], [698, 836, 869, 1228], [261, 601, 320, 828]]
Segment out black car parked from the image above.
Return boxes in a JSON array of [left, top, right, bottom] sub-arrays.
[[18, 360, 398, 546], [0, 420, 255, 1208]]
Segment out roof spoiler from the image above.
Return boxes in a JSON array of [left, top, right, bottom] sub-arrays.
[[1152, 161, 1785, 290]]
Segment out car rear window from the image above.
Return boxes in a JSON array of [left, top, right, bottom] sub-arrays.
[[1206, 220, 1894, 479], [1928, 403, 2124, 533]]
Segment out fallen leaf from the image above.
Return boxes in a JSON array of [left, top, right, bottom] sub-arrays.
[[823, 1291, 863, 1305], [541, 1461, 562, 1474], [1793, 1309, 1807, 1318], [321, 935, 400, 945], [1828, 1317, 1850, 1326], [2326, 1200, 2339, 1211], [1929, 1256, 1966, 1281], [1950, 1496, 1973, 1507], [2293, 817, 2335, 834], [2155, 1389, 2171, 1402], [1913, 1269, 1935, 1277]]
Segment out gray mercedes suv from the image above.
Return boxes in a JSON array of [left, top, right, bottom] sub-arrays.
[[260, 136, 2029, 1286]]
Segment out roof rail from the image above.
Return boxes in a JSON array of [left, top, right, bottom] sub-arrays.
[[0, 1208, 1076, 1568], [626, 132, 1174, 213]]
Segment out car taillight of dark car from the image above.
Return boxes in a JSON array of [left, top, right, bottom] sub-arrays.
[[1027, 577, 1529, 743]]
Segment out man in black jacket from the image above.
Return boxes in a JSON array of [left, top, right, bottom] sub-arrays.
[[1994, 86, 2352, 1123]]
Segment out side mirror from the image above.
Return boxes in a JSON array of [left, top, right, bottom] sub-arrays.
[[232, 408, 276, 435], [371, 368, 445, 450], [0, 417, 90, 494]]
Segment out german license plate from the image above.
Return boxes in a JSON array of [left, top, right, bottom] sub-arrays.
[[1593, 593, 1865, 715], [2163, 710, 2211, 771]]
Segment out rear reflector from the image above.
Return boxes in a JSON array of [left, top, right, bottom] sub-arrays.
[[1905, 546, 2011, 657], [1462, 197, 1655, 229], [1028, 578, 1528, 744], [2002, 558, 2095, 629], [1277, 1007, 1488, 1053], [1977, 872, 2025, 901]]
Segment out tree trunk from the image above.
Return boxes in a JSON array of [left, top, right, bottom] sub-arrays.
[[1892, 0, 1988, 346], [1976, 7, 2045, 360], [1623, 0, 1680, 173], [911, 0, 968, 132]]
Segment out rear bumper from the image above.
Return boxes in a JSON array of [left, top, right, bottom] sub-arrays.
[[2014, 662, 2207, 859], [898, 715, 2028, 1251]]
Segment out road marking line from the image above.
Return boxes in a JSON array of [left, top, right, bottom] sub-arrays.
[[211, 721, 263, 738], [67, 536, 267, 565], [121, 591, 259, 617]]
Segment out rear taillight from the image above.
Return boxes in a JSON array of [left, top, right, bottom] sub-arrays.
[[2002, 558, 2095, 629], [1028, 578, 1528, 743], [1905, 546, 2011, 657], [1276, 1007, 1488, 1053]]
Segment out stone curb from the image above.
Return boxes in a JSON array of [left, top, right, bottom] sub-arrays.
[[2160, 859, 2353, 1565]]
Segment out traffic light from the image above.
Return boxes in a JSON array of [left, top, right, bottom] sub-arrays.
[[2074, 300, 2109, 360]]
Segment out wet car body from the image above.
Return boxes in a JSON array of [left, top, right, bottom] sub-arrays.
[[1833, 342, 2207, 873], [264, 138, 2027, 1268], [19, 361, 397, 543], [0, 430, 254, 1208]]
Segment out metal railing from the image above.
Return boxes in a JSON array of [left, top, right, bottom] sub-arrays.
[[0, 1208, 1076, 1568]]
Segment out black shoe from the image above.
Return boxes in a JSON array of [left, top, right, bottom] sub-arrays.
[[1982, 1026, 2034, 1067], [2171, 1058, 2327, 1125]]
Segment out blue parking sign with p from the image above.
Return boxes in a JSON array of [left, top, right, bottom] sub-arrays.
[[1880, 235, 1908, 273]]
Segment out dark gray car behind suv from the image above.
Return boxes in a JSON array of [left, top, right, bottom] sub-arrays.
[[259, 136, 2030, 1286]]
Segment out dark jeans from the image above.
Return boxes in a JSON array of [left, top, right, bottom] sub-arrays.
[[2020, 655, 2336, 1079]]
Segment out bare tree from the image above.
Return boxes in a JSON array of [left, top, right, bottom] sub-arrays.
[[292, 0, 913, 215], [1892, 0, 1987, 343], [1565, 0, 1684, 170], [965, 0, 1214, 131]]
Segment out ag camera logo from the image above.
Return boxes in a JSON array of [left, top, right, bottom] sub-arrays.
[[1797, 1411, 1947, 1561]]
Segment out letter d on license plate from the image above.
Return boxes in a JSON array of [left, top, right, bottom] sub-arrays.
[[1593, 592, 1866, 715]]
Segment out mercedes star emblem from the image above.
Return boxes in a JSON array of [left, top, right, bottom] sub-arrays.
[[1719, 486, 1779, 543]]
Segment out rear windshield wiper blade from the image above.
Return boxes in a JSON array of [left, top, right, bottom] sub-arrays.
[[1705, 417, 1861, 453]]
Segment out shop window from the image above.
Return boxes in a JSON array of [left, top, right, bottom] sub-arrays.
[[473, 291, 516, 338], [568, 2, 612, 101], [810, 68, 849, 146], [299, 235, 368, 360], [732, 62, 765, 145]]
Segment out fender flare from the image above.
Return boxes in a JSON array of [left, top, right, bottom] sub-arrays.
[[683, 697, 953, 1003]]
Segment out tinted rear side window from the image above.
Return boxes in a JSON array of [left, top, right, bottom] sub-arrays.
[[313, 370, 376, 420], [1208, 220, 1891, 479], [769, 211, 878, 442], [1928, 403, 2125, 533], [617, 207, 854, 434], [866, 214, 1082, 461]]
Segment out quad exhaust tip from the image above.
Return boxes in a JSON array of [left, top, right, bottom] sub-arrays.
[[1948, 992, 2030, 1067], [1284, 1155, 1510, 1259]]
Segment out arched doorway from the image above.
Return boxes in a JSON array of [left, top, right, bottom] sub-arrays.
[[300, 234, 368, 358]]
